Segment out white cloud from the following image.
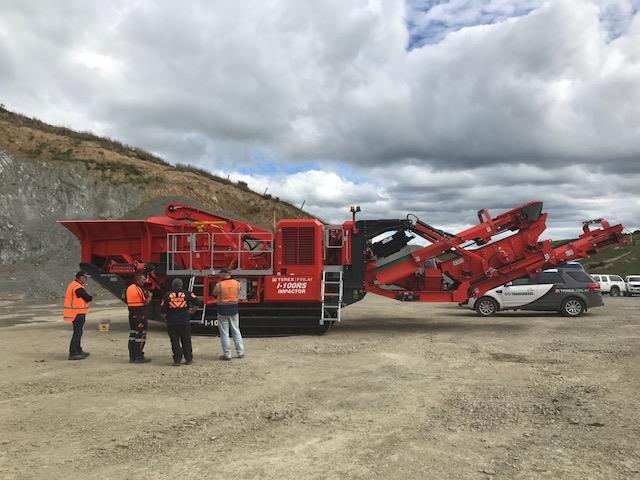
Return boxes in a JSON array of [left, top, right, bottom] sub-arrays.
[[216, 162, 639, 238], [220, 169, 388, 221], [0, 0, 638, 237]]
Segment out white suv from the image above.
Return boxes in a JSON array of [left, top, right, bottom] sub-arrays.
[[624, 275, 640, 297], [591, 274, 627, 297], [463, 269, 603, 317]]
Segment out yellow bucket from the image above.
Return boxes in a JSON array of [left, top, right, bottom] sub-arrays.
[[98, 319, 110, 332]]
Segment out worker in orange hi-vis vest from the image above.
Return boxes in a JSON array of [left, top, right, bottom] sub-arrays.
[[212, 268, 245, 361], [63, 271, 93, 360], [126, 274, 153, 363]]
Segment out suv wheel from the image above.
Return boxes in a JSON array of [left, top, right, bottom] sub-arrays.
[[610, 286, 620, 297], [561, 297, 585, 317], [475, 297, 498, 317]]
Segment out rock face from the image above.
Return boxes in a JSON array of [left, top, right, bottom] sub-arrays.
[[0, 151, 149, 298], [0, 109, 310, 298], [0, 151, 145, 264]]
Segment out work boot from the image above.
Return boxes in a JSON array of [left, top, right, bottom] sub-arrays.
[[132, 357, 152, 364], [237, 352, 245, 359], [185, 359, 193, 365], [173, 361, 181, 367], [68, 354, 87, 361], [79, 351, 90, 357], [219, 355, 231, 361]]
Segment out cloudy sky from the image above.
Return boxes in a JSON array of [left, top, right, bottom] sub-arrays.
[[1, 0, 639, 238]]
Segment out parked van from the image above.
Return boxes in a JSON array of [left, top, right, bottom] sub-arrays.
[[624, 275, 640, 297], [590, 274, 627, 296]]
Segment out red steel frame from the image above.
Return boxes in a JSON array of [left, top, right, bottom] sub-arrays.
[[365, 202, 625, 302], [59, 201, 626, 313]]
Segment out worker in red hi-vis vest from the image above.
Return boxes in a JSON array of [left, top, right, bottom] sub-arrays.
[[126, 274, 152, 363], [212, 268, 245, 361], [63, 271, 93, 360]]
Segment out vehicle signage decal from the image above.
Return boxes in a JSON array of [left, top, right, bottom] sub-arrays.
[[271, 276, 312, 295], [499, 284, 554, 308]]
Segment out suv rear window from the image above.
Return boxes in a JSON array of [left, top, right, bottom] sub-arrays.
[[536, 272, 563, 284], [611, 275, 623, 282], [566, 271, 593, 283]]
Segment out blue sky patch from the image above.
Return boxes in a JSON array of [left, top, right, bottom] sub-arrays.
[[406, 0, 540, 49], [406, 0, 640, 48]]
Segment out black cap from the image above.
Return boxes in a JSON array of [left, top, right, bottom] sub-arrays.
[[75, 270, 90, 279]]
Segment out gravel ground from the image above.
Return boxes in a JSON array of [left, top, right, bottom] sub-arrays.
[[1, 295, 639, 479]]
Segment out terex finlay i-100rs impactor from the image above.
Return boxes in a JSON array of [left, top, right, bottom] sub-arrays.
[[60, 201, 625, 334]]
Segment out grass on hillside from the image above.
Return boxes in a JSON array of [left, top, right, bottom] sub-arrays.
[[0, 105, 304, 215], [1, 105, 170, 167], [583, 233, 640, 277]]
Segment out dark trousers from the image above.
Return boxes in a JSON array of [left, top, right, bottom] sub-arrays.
[[128, 308, 147, 360], [167, 323, 192, 363], [69, 314, 86, 354]]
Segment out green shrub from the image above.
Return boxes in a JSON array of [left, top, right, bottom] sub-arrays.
[[24, 142, 48, 159], [48, 147, 74, 162]]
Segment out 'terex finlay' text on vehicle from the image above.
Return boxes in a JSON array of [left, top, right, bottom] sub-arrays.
[[462, 269, 603, 317]]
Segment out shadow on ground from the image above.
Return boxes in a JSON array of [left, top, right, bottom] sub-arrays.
[[336, 319, 528, 334]]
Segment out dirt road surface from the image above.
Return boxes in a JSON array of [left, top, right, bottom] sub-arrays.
[[1, 295, 639, 479]]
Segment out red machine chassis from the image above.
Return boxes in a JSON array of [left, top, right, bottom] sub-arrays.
[[59, 201, 625, 333]]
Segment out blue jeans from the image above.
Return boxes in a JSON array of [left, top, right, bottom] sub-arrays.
[[217, 313, 244, 358]]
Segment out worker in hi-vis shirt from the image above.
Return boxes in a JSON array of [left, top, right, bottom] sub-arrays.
[[212, 268, 245, 360], [63, 271, 93, 360], [126, 274, 152, 363], [161, 278, 200, 366]]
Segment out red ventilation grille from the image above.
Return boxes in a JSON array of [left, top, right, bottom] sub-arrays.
[[282, 227, 315, 265]]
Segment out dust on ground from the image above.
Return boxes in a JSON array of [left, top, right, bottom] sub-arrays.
[[1, 295, 639, 479]]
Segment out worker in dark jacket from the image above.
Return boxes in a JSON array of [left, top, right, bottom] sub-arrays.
[[161, 278, 200, 366], [63, 271, 93, 360], [126, 274, 152, 363]]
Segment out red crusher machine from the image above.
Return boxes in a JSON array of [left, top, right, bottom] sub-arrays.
[[59, 201, 626, 334]]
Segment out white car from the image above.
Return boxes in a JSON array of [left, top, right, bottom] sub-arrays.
[[590, 274, 627, 297], [624, 275, 640, 297]]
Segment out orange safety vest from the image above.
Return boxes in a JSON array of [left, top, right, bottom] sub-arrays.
[[168, 291, 188, 309], [126, 284, 147, 307], [218, 279, 240, 304], [63, 280, 90, 322]]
